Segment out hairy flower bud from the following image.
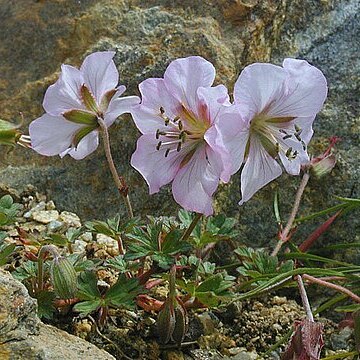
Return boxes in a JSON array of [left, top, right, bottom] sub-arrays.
[[310, 154, 336, 178], [50, 256, 78, 299], [0, 119, 21, 146]]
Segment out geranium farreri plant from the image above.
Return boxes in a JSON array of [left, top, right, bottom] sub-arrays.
[[1, 50, 360, 360]]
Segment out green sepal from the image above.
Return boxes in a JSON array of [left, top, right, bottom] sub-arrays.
[[72, 125, 98, 147], [63, 109, 98, 126], [100, 89, 116, 112], [80, 85, 99, 113]]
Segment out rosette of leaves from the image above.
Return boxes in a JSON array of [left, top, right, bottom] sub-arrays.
[[85, 214, 140, 240], [177, 272, 235, 308], [178, 210, 239, 249], [74, 271, 144, 320], [124, 222, 192, 269], [235, 247, 294, 287]]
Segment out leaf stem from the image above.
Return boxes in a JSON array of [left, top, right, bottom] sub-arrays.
[[97, 117, 134, 218], [181, 213, 202, 242], [302, 273, 360, 303], [295, 274, 314, 321], [271, 171, 310, 256]]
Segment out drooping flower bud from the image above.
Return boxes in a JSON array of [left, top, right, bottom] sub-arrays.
[[50, 256, 78, 299], [156, 265, 189, 344]]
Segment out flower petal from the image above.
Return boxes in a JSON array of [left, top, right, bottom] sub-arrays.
[[172, 146, 220, 216], [104, 95, 141, 127], [196, 85, 230, 124], [214, 105, 251, 175], [239, 136, 282, 205], [164, 56, 216, 113], [80, 51, 119, 104], [130, 134, 183, 194], [63, 130, 99, 160], [43, 65, 85, 115], [268, 58, 328, 118], [29, 114, 82, 156], [131, 78, 179, 134], [234, 63, 287, 115]]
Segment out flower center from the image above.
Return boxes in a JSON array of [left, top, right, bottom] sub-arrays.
[[248, 114, 305, 160], [154, 105, 210, 158]]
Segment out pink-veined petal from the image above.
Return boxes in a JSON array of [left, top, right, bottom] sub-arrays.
[[63, 130, 99, 160], [131, 78, 179, 134], [214, 106, 250, 175], [104, 95, 141, 127], [43, 65, 85, 115], [130, 134, 183, 194], [239, 136, 282, 205], [80, 51, 119, 104], [172, 146, 220, 216], [204, 125, 232, 183], [234, 63, 287, 115], [164, 56, 216, 113], [29, 114, 82, 156], [196, 85, 230, 125], [267, 58, 328, 118]]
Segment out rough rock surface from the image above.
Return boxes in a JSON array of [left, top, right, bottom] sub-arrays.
[[0, 269, 115, 360], [0, 0, 358, 248]]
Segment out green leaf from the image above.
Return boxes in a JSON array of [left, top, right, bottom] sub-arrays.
[[12, 260, 37, 281], [76, 271, 101, 300], [0, 195, 22, 225], [63, 110, 98, 125], [73, 299, 102, 316], [0, 243, 15, 266], [105, 275, 144, 308], [335, 304, 360, 313], [36, 290, 56, 320]]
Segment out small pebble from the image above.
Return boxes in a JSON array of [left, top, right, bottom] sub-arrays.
[[59, 211, 81, 227], [32, 210, 59, 224]]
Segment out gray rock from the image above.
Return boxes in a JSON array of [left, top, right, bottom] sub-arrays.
[[0, 1, 358, 250], [0, 269, 115, 359]]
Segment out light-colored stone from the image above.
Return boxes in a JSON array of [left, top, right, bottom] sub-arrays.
[[32, 210, 59, 224], [59, 211, 81, 227]]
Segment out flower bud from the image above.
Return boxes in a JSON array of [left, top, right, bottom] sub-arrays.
[[0, 119, 21, 146], [311, 154, 336, 178], [157, 298, 176, 344], [171, 300, 188, 345], [50, 256, 78, 299]]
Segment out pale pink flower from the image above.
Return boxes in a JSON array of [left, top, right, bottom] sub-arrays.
[[130, 56, 231, 215], [216, 58, 328, 204], [29, 51, 140, 159]]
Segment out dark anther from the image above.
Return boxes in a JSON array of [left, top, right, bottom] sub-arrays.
[[156, 141, 162, 150], [282, 134, 292, 140], [160, 106, 165, 114], [176, 142, 182, 152], [165, 148, 170, 157]]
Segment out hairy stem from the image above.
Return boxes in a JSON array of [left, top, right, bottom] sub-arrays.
[[303, 274, 360, 303], [271, 171, 310, 256], [295, 275, 314, 322], [181, 213, 202, 242], [97, 117, 134, 218]]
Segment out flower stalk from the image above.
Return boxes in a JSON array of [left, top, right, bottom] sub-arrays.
[[272, 171, 310, 256], [97, 116, 134, 218]]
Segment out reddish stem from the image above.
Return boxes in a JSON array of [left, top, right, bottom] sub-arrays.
[[303, 274, 360, 303]]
